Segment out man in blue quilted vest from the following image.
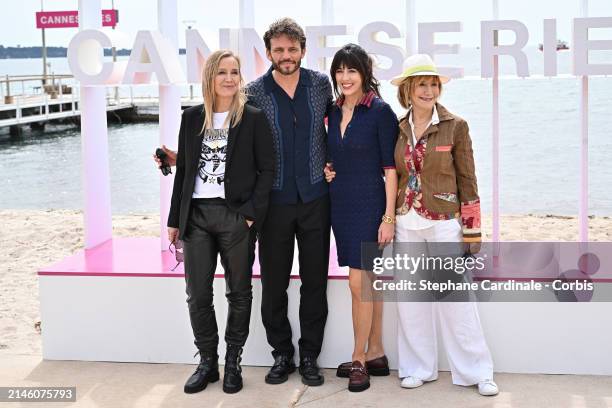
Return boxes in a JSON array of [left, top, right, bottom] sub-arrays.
[[245, 18, 333, 387]]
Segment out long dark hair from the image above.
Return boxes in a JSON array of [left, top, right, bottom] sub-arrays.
[[330, 43, 380, 99]]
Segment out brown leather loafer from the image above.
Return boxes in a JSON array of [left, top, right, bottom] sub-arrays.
[[337, 355, 390, 378], [348, 361, 370, 392], [336, 361, 352, 377], [365, 355, 390, 376]]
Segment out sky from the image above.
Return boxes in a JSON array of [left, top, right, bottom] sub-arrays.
[[1, 0, 610, 50]]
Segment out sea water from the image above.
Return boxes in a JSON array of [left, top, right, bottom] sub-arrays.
[[1, 49, 611, 215]]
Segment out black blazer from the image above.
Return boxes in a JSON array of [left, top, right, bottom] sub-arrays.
[[168, 104, 274, 238]]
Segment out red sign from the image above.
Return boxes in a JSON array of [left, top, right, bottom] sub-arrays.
[[36, 10, 118, 29]]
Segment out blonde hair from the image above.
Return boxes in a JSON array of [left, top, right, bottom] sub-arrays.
[[201, 50, 247, 133], [397, 75, 443, 110]]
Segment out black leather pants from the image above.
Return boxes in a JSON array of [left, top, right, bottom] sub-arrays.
[[182, 198, 256, 357]]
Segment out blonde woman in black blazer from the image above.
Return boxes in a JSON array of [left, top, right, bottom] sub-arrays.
[[167, 50, 274, 395]]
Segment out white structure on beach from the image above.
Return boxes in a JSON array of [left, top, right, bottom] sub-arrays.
[[37, 0, 612, 376]]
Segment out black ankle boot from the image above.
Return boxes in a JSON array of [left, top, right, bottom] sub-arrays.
[[223, 345, 243, 394], [184, 353, 220, 394]]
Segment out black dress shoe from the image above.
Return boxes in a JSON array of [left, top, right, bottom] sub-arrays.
[[184, 354, 220, 394], [223, 345, 243, 394], [299, 356, 324, 386], [265, 355, 296, 384]]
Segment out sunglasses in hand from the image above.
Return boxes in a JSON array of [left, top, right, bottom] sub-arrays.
[[168, 240, 184, 271]]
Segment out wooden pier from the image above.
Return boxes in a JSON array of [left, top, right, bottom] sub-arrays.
[[0, 74, 201, 137]]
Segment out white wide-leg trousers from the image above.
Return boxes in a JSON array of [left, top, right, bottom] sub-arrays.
[[395, 216, 494, 386]]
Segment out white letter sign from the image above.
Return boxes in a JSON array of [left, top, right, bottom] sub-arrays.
[[358, 22, 404, 80], [418, 21, 464, 78], [67, 29, 126, 85], [481, 20, 530, 78], [573, 17, 612, 76], [185, 29, 213, 83], [123, 30, 185, 84], [305, 25, 348, 71]]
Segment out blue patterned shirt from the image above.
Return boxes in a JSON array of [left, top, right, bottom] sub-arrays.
[[246, 66, 333, 205]]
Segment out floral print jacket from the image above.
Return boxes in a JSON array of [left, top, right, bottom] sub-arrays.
[[394, 103, 481, 242]]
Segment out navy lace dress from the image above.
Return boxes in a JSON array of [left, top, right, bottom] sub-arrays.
[[327, 94, 398, 269]]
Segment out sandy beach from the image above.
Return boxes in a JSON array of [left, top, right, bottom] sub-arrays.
[[1, 209, 611, 357]]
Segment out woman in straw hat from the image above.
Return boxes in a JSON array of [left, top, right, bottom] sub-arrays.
[[390, 54, 499, 396]]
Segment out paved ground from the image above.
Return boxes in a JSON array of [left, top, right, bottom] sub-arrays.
[[1, 352, 612, 408]]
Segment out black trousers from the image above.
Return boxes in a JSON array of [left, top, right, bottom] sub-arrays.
[[182, 198, 256, 357], [258, 194, 331, 359]]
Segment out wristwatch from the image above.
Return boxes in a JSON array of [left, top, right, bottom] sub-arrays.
[[381, 214, 395, 224]]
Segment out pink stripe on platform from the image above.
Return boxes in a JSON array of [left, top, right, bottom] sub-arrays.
[[37, 271, 351, 280], [38, 272, 185, 278], [38, 238, 612, 283], [473, 277, 612, 283], [38, 237, 349, 280]]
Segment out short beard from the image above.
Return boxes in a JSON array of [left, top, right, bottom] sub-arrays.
[[272, 58, 301, 76]]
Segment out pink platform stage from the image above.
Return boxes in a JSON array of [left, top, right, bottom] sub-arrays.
[[37, 237, 612, 374]]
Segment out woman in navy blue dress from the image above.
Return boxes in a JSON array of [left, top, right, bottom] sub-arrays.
[[325, 43, 398, 392]]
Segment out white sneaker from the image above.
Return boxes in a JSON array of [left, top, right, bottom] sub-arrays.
[[478, 379, 499, 396], [400, 376, 424, 389]]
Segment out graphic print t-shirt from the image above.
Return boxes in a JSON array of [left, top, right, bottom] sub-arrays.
[[192, 111, 229, 198]]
